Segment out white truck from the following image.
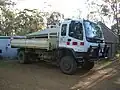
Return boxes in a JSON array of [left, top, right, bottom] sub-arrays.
[[11, 19, 109, 75]]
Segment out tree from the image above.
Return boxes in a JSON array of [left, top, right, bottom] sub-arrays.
[[47, 12, 64, 26], [102, 0, 120, 34], [0, 8, 45, 35], [85, 0, 112, 23], [0, 0, 15, 7], [0, 7, 15, 35], [85, 0, 120, 43], [13, 9, 44, 35], [0, 0, 64, 36], [101, 0, 120, 47], [0, 0, 15, 35]]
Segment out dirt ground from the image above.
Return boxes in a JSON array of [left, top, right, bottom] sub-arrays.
[[0, 60, 119, 90]]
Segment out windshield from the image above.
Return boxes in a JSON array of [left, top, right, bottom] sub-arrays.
[[84, 20, 103, 39]]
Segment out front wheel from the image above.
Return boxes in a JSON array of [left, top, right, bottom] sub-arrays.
[[60, 56, 77, 75]]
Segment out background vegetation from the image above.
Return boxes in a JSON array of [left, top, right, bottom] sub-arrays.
[[0, 0, 119, 36]]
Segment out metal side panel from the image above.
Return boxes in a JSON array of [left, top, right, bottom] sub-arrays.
[[11, 38, 50, 50], [25, 39, 49, 49], [49, 37, 58, 49], [11, 39, 26, 48]]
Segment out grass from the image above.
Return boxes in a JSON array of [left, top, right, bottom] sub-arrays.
[[98, 60, 112, 65], [95, 58, 119, 70]]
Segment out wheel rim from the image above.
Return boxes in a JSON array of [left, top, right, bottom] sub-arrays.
[[63, 60, 71, 70]]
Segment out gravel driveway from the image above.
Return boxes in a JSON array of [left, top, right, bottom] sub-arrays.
[[0, 60, 119, 90], [0, 60, 91, 90]]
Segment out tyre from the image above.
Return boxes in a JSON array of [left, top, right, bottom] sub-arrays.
[[18, 50, 30, 64], [81, 60, 94, 70], [60, 56, 77, 75]]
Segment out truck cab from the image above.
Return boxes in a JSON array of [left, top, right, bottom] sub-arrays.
[[59, 19, 109, 60], [57, 19, 109, 74]]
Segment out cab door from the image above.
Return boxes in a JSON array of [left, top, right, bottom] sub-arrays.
[[59, 23, 69, 47], [67, 21, 85, 52]]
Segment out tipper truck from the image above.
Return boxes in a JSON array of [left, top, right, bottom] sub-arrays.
[[11, 19, 109, 75]]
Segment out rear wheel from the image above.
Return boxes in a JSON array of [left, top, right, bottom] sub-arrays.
[[81, 60, 94, 70], [18, 50, 30, 64], [60, 56, 77, 75]]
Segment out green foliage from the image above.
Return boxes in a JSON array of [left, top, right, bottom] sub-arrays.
[[0, 7, 15, 35], [0, 8, 45, 35], [0, 1, 64, 36], [86, 0, 107, 23], [104, 0, 120, 35], [14, 9, 44, 35], [0, 0, 15, 7], [47, 12, 64, 26], [86, 0, 120, 35], [0, 1, 65, 36]]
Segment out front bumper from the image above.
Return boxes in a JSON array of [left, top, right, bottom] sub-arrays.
[[87, 45, 110, 59], [74, 45, 110, 62]]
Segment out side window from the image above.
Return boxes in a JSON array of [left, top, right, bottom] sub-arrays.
[[69, 22, 83, 40], [61, 24, 67, 36]]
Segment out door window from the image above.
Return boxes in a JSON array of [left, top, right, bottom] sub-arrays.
[[61, 24, 67, 36], [69, 21, 83, 40]]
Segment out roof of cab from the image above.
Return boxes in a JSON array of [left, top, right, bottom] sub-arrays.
[[61, 18, 83, 23]]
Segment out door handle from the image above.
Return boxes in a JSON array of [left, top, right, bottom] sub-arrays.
[[68, 39, 71, 41]]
